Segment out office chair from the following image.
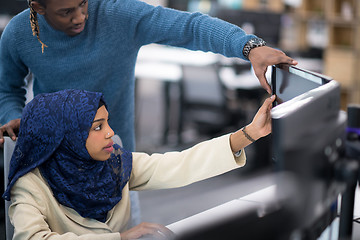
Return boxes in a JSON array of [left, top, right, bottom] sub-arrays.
[[3, 135, 123, 240], [4, 136, 15, 240], [178, 64, 239, 143]]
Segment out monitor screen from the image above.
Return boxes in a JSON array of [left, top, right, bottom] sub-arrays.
[[271, 64, 332, 106]]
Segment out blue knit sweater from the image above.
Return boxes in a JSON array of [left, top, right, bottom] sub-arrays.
[[0, 0, 256, 151]]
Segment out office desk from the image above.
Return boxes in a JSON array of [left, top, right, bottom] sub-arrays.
[[219, 67, 260, 90], [166, 184, 344, 240], [166, 185, 276, 234], [137, 44, 220, 66], [135, 62, 182, 144]]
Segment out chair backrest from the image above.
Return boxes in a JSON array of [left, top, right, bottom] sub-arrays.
[[181, 64, 226, 107], [179, 64, 235, 137], [4, 136, 16, 240], [3, 134, 123, 240]]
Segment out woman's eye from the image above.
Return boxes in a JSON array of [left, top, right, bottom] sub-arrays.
[[94, 125, 101, 131], [81, 0, 87, 6]]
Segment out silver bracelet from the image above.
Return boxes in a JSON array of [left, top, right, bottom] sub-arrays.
[[242, 126, 256, 143], [234, 149, 242, 158]]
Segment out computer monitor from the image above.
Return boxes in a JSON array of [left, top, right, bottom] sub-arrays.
[[271, 64, 346, 238], [173, 65, 346, 240]]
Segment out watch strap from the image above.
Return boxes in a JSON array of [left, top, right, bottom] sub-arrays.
[[243, 38, 267, 60]]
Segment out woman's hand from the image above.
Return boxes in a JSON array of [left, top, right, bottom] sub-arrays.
[[121, 222, 174, 240], [245, 95, 276, 140], [230, 95, 275, 153]]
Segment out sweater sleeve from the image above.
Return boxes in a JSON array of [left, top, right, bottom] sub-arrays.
[[129, 134, 246, 191], [0, 18, 29, 124], [108, 0, 257, 59]]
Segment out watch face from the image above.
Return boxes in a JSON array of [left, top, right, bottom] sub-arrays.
[[250, 39, 257, 44], [251, 38, 266, 46]]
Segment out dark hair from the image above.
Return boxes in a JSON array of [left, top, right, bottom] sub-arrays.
[[28, 0, 48, 53]]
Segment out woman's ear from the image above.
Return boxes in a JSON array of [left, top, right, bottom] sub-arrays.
[[31, 1, 46, 15]]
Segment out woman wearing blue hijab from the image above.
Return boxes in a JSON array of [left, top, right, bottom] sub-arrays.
[[3, 89, 275, 239]]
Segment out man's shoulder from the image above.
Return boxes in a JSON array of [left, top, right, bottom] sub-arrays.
[[3, 9, 30, 37], [9, 9, 30, 26]]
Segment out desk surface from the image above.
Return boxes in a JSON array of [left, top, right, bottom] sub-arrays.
[[166, 185, 276, 234], [135, 62, 182, 82], [138, 44, 220, 66], [167, 182, 360, 240]]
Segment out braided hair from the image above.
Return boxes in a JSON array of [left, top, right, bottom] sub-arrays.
[[28, 0, 48, 53]]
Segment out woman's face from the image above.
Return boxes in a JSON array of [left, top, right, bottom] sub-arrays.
[[33, 0, 89, 36], [86, 105, 115, 161]]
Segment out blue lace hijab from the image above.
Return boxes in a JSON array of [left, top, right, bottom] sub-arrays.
[[2, 89, 133, 222]]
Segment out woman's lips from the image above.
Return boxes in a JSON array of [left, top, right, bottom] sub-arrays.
[[103, 141, 114, 153]]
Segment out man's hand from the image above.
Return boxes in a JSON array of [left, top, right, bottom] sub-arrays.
[[0, 118, 20, 145], [248, 46, 298, 94], [121, 222, 174, 240]]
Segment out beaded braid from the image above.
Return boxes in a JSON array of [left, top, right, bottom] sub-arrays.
[[28, 0, 48, 53]]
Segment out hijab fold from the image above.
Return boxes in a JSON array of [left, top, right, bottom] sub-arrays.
[[3, 89, 132, 222]]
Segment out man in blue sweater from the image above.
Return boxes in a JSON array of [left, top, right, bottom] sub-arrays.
[[0, 0, 296, 229]]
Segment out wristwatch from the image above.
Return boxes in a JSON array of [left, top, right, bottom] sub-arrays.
[[243, 38, 267, 60]]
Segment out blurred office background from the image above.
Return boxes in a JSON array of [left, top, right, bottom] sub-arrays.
[[1, 0, 360, 239]]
